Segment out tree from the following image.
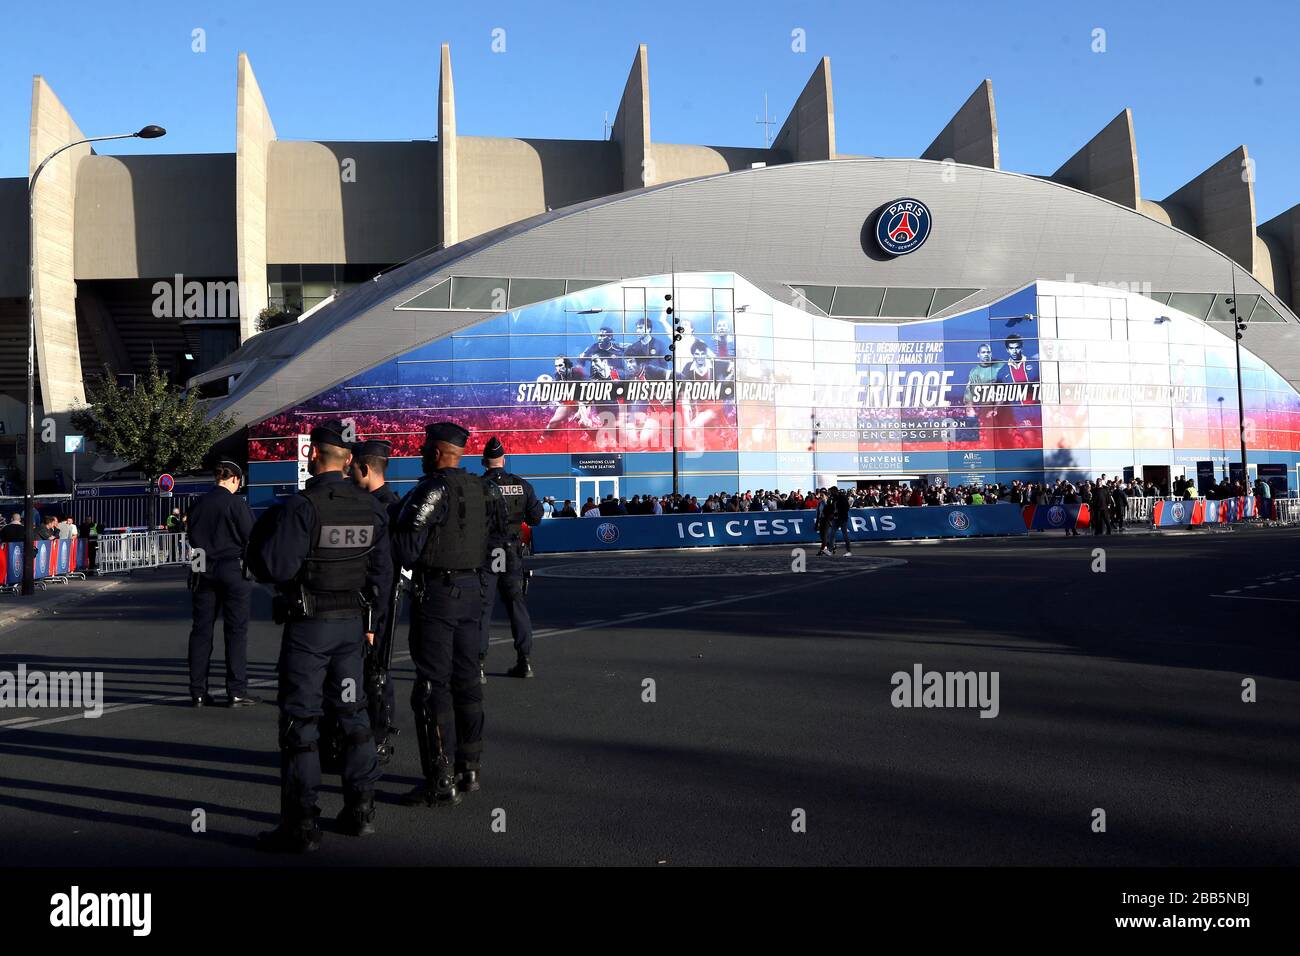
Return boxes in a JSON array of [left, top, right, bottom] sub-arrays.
[[70, 354, 237, 478]]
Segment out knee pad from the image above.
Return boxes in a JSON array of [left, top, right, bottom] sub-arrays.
[[410, 679, 435, 713], [279, 715, 319, 754]]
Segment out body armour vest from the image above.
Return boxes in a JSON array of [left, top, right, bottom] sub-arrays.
[[299, 479, 375, 610], [491, 471, 528, 539], [419, 471, 488, 571]]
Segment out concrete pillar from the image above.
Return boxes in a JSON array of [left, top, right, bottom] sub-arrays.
[[1050, 109, 1140, 209], [438, 43, 459, 249], [28, 76, 89, 411], [235, 53, 275, 342], [922, 79, 998, 170], [611, 45, 651, 189], [1259, 205, 1299, 309], [1163, 145, 1256, 274], [771, 57, 835, 162]]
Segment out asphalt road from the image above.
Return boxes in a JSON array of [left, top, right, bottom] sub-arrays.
[[0, 526, 1297, 866]]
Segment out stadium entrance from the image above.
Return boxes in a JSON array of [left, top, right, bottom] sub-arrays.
[[576, 476, 620, 506], [839, 474, 923, 491]]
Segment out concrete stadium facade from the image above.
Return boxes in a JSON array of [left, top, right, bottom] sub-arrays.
[[4, 46, 1300, 494]]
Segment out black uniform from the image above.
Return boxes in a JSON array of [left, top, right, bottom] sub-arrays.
[[393, 422, 508, 805], [248, 444, 391, 848], [827, 491, 853, 553], [320, 442, 403, 772], [184, 479, 255, 702], [479, 451, 544, 667], [366, 480, 402, 758]]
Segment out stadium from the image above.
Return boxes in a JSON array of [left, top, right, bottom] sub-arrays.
[[5, 47, 1300, 504]]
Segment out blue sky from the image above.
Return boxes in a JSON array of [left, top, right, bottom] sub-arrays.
[[4, 0, 1299, 219]]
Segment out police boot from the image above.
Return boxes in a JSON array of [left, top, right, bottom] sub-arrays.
[[456, 765, 481, 793], [336, 791, 377, 837], [507, 655, 534, 679], [257, 808, 322, 853], [400, 756, 462, 808]]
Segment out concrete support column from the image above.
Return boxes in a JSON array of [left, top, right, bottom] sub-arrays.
[[1050, 109, 1140, 209], [235, 53, 275, 342], [439, 43, 459, 248], [28, 76, 89, 411], [772, 57, 835, 163], [922, 79, 998, 170], [611, 45, 651, 190]]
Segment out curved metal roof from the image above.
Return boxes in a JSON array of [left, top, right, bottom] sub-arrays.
[[200, 157, 1297, 434]]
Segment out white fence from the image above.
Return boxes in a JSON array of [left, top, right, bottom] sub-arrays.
[[1272, 498, 1300, 525], [95, 532, 192, 575]]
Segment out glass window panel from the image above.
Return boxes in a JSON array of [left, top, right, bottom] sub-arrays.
[[1207, 293, 1257, 324], [1248, 298, 1287, 323], [830, 286, 885, 317], [565, 279, 614, 294], [791, 284, 835, 315], [508, 278, 567, 309], [880, 288, 935, 317], [676, 287, 713, 313], [930, 289, 978, 315], [399, 280, 451, 310], [1056, 296, 1086, 318], [1168, 293, 1214, 321], [1083, 296, 1111, 319], [301, 264, 333, 282], [450, 277, 509, 310], [1148, 292, 1172, 305]]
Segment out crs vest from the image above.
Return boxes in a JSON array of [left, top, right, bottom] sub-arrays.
[[490, 471, 528, 539], [418, 471, 489, 571], [299, 479, 376, 611]]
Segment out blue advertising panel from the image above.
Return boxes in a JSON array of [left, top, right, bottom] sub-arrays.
[[532, 504, 1026, 553]]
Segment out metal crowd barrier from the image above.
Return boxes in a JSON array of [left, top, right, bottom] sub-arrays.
[[1271, 498, 1299, 525], [94, 531, 192, 575]]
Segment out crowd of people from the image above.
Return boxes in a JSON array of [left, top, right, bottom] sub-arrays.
[[536, 473, 1280, 525]]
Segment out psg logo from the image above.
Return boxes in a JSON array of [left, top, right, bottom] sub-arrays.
[[1170, 502, 1185, 522], [875, 198, 932, 256], [596, 522, 620, 544], [1046, 505, 1066, 527], [947, 510, 971, 531]]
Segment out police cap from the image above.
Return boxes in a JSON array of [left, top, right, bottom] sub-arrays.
[[424, 421, 470, 449], [310, 420, 350, 450], [482, 436, 505, 460], [352, 439, 393, 460]]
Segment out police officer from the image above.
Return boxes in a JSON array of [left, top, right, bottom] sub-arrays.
[[393, 422, 508, 806], [247, 421, 391, 852], [478, 436, 544, 681], [185, 460, 257, 707], [350, 438, 402, 762]]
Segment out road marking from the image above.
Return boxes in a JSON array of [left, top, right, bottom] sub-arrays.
[[1, 561, 904, 731], [488, 559, 904, 644], [1211, 594, 1300, 604]]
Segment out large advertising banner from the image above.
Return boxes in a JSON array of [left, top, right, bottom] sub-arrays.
[[245, 274, 1300, 490], [532, 504, 1027, 553]]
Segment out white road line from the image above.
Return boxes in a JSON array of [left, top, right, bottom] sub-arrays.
[[2, 561, 904, 730], [1211, 594, 1300, 604]]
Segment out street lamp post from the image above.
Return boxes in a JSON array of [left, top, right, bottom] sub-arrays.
[[1227, 283, 1249, 494], [23, 125, 165, 595]]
